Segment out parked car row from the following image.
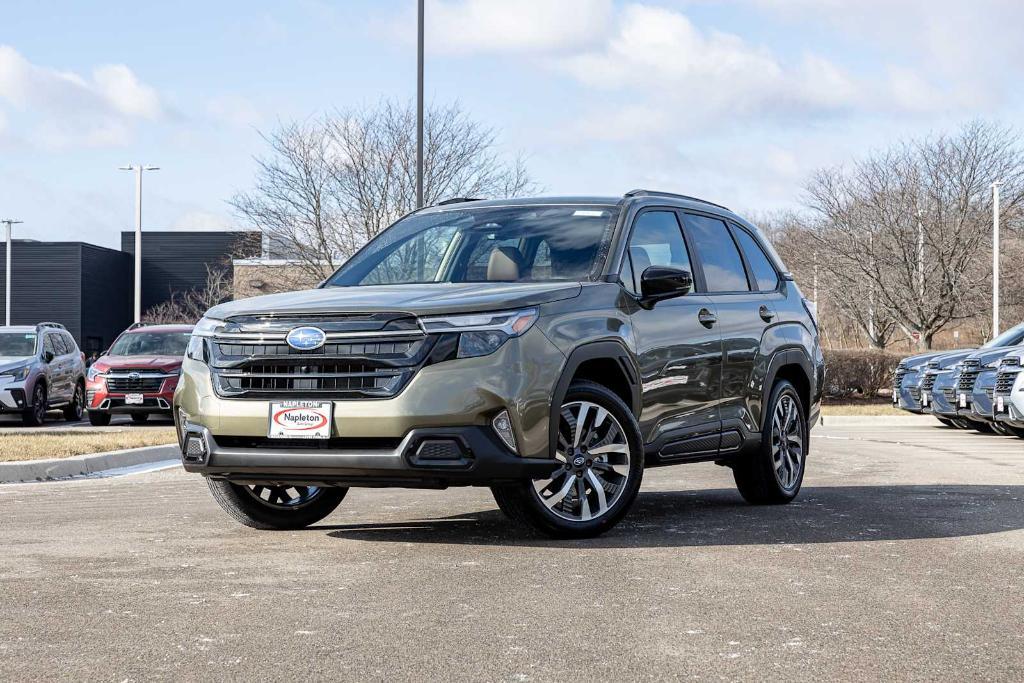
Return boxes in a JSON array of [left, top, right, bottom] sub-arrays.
[[893, 321, 1024, 436], [0, 321, 192, 426]]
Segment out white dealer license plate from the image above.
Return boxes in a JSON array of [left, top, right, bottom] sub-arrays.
[[268, 401, 332, 439], [921, 392, 929, 407], [959, 393, 968, 408], [125, 393, 144, 405], [997, 396, 1006, 413]]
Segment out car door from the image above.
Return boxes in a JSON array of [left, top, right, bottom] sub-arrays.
[[49, 332, 73, 401], [681, 213, 779, 442], [623, 208, 723, 458], [41, 333, 63, 401]]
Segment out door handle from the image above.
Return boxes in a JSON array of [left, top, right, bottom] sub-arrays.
[[759, 305, 775, 323], [698, 309, 717, 328]]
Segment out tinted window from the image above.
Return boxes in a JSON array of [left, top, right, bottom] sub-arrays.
[[625, 211, 692, 293], [43, 334, 56, 357], [62, 332, 79, 354], [732, 226, 778, 291], [0, 332, 36, 356], [109, 331, 191, 357], [685, 214, 750, 292], [50, 334, 68, 355]]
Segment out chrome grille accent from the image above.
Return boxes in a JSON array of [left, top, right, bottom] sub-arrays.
[[994, 370, 1018, 396], [957, 360, 981, 393], [893, 366, 909, 392], [920, 373, 938, 392], [106, 373, 171, 392]]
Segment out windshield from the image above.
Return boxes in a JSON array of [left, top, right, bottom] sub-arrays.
[[327, 204, 619, 286], [109, 331, 191, 357], [981, 322, 1024, 349], [0, 332, 37, 357]]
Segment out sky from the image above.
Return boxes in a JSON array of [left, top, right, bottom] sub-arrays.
[[1, 0, 1022, 249]]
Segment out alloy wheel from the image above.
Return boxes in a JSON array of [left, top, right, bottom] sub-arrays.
[[33, 385, 46, 424], [242, 484, 323, 509], [531, 400, 631, 522], [771, 393, 804, 490], [72, 385, 84, 419]]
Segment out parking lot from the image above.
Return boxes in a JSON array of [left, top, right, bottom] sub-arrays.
[[1, 418, 1021, 681]]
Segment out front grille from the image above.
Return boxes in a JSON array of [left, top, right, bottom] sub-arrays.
[[209, 313, 445, 400], [1000, 356, 1021, 369], [106, 375, 166, 392], [921, 373, 938, 392], [893, 366, 909, 391], [957, 361, 981, 393], [909, 386, 921, 401], [994, 370, 1018, 396]]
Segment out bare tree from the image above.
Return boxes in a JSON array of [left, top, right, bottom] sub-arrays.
[[804, 121, 1024, 349], [142, 266, 234, 324], [230, 101, 537, 282]]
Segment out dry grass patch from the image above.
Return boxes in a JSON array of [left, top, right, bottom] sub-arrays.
[[0, 429, 176, 462]]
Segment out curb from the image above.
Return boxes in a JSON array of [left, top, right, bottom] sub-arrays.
[[819, 415, 937, 427], [0, 444, 180, 483]]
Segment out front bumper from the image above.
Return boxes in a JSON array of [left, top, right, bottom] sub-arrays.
[[178, 422, 560, 488], [87, 379, 178, 414], [0, 380, 28, 412]]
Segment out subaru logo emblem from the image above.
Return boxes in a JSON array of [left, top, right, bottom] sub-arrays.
[[572, 455, 586, 468], [286, 326, 326, 351], [128, 372, 140, 380]]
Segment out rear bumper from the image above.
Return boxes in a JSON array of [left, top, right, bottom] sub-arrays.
[[178, 422, 561, 488]]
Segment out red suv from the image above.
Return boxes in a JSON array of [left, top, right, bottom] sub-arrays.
[[86, 323, 193, 426]]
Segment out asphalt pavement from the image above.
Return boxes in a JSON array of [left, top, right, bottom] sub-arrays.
[[0, 413, 175, 432], [1, 419, 1022, 681]]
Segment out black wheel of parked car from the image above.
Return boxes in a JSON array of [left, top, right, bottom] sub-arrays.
[[490, 380, 644, 539], [21, 382, 47, 427], [936, 417, 955, 428], [733, 379, 807, 505], [970, 420, 995, 434], [206, 479, 349, 530], [131, 413, 150, 424], [88, 410, 111, 426], [998, 424, 1024, 439], [63, 382, 85, 421]]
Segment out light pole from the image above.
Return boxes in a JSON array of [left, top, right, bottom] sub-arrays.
[[415, 0, 425, 208], [992, 180, 1003, 337], [119, 164, 159, 323], [1, 219, 23, 326]]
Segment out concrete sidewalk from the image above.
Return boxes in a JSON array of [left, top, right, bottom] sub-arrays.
[[0, 444, 179, 483]]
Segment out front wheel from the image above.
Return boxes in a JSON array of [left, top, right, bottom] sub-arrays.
[[88, 410, 112, 426], [63, 383, 85, 421], [936, 417, 955, 428], [491, 381, 644, 539], [22, 383, 47, 427], [733, 380, 807, 504], [207, 479, 348, 530], [130, 412, 151, 424]]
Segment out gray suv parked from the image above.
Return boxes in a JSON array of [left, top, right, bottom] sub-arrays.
[[0, 322, 86, 425], [176, 191, 824, 538]]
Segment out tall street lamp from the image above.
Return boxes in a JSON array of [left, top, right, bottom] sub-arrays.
[[416, 0, 425, 208], [1, 218, 23, 326], [119, 164, 159, 323], [992, 180, 1003, 337]]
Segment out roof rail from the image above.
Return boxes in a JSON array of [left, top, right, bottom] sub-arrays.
[[126, 321, 154, 331], [623, 189, 730, 211], [36, 321, 66, 330], [435, 197, 485, 206]]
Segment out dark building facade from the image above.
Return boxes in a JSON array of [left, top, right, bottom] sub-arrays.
[[0, 241, 131, 355], [120, 231, 259, 313]]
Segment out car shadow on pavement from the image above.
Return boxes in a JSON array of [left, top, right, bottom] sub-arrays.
[[323, 485, 1024, 548]]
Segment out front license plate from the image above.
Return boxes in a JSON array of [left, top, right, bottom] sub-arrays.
[[921, 392, 929, 407], [959, 393, 968, 408], [269, 401, 332, 439], [125, 393, 144, 405], [997, 396, 1006, 413], [892, 388, 899, 405]]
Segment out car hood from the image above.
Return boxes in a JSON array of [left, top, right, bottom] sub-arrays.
[[969, 344, 1024, 368], [93, 355, 183, 373], [926, 350, 976, 370], [0, 356, 33, 373], [901, 349, 971, 369], [205, 282, 584, 319]]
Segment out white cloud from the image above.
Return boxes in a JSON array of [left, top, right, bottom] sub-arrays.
[[0, 45, 163, 149], [422, 0, 614, 55]]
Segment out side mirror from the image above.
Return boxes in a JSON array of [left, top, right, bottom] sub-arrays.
[[42, 351, 55, 363], [639, 266, 692, 307]]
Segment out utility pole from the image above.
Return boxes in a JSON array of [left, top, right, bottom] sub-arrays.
[[415, 0, 425, 209], [119, 164, 159, 323], [993, 181, 1003, 336], [916, 204, 924, 299], [1, 219, 23, 326]]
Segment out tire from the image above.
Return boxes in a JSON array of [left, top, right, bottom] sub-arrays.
[[489, 380, 644, 539], [950, 418, 972, 430], [88, 410, 112, 426], [936, 417, 955, 428], [1000, 424, 1024, 439], [131, 412, 151, 424], [63, 382, 85, 421], [970, 420, 995, 434], [21, 382, 47, 427], [734, 380, 807, 505], [990, 422, 1012, 436], [206, 479, 348, 530]]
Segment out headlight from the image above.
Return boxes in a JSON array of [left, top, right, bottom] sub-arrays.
[[420, 308, 538, 359], [0, 364, 31, 381], [86, 366, 105, 382]]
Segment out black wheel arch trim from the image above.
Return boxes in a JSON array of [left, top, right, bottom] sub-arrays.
[[548, 340, 642, 458], [760, 348, 815, 431]]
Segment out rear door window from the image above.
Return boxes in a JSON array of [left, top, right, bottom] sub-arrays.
[[731, 226, 779, 292], [684, 214, 750, 293], [61, 332, 79, 354]]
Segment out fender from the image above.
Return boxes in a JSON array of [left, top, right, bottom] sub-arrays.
[[759, 348, 814, 430], [548, 340, 641, 457]]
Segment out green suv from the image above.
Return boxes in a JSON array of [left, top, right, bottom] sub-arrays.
[[175, 191, 823, 538]]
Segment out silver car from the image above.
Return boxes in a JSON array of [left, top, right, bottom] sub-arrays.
[[0, 322, 86, 426]]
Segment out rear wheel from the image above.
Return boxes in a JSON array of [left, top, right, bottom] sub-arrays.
[[490, 381, 644, 539], [734, 380, 807, 504], [88, 410, 112, 426], [207, 479, 348, 530], [130, 412, 151, 424], [63, 382, 85, 421], [21, 383, 47, 427]]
